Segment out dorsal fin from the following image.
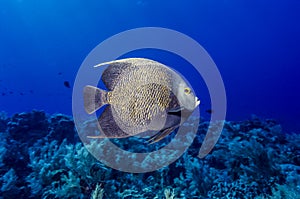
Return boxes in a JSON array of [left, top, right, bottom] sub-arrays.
[[94, 58, 159, 91]]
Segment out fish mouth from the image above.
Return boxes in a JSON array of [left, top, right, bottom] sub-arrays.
[[195, 97, 200, 107]]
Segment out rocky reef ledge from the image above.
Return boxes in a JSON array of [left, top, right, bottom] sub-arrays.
[[0, 110, 299, 199]]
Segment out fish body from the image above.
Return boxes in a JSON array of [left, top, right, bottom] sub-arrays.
[[84, 58, 199, 143]]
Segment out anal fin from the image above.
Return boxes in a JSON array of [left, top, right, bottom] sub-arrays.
[[87, 106, 129, 139]]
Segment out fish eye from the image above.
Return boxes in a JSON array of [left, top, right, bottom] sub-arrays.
[[184, 87, 191, 95]]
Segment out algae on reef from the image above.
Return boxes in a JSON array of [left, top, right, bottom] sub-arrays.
[[0, 111, 299, 199]]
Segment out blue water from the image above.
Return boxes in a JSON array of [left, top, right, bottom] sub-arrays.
[[0, 0, 300, 132]]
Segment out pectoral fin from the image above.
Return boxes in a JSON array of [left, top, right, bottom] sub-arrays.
[[168, 106, 184, 113], [147, 126, 178, 144]]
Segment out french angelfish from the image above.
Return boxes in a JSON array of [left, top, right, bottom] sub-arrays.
[[84, 58, 200, 143]]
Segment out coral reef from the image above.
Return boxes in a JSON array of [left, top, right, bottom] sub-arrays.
[[0, 111, 299, 198]]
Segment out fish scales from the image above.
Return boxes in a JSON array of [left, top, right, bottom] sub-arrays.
[[109, 64, 173, 133], [83, 58, 200, 141]]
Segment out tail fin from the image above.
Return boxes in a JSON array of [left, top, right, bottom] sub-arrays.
[[83, 85, 108, 114]]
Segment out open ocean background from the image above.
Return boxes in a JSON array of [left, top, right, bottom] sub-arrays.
[[0, 0, 299, 132]]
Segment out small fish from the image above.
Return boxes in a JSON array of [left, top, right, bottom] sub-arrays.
[[64, 81, 71, 88], [84, 58, 200, 143], [206, 109, 214, 114]]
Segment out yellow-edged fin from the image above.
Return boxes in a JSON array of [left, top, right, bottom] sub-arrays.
[[87, 135, 106, 139], [93, 58, 141, 68], [94, 61, 118, 68], [168, 106, 184, 113], [147, 126, 177, 144]]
